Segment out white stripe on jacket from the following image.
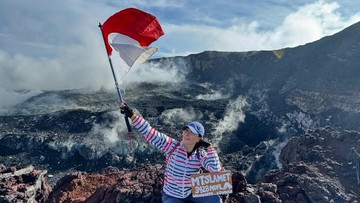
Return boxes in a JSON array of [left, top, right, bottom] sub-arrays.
[[131, 115, 222, 198]]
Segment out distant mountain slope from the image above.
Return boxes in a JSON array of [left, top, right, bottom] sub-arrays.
[[151, 21, 360, 132], [1, 21, 360, 188]]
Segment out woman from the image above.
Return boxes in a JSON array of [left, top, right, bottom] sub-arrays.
[[121, 103, 223, 203]]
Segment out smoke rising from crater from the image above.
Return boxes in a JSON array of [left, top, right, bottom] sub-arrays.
[[212, 96, 248, 147], [160, 107, 200, 126]]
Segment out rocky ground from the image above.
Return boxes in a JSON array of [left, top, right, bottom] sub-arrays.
[[0, 90, 288, 187], [1, 127, 359, 202], [2, 22, 360, 201]]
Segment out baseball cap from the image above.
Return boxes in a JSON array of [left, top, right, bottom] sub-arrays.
[[184, 121, 205, 137]]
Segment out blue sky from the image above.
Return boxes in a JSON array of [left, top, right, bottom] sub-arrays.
[[0, 0, 359, 109]]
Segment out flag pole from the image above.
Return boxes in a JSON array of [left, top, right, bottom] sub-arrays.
[[98, 23, 132, 133]]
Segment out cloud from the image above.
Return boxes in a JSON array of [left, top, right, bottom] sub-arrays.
[[0, 88, 43, 113], [160, 0, 360, 54], [121, 60, 186, 84], [0, 51, 111, 90], [0, 1, 115, 92], [117, 0, 185, 8], [0, 0, 359, 96], [267, 1, 360, 48]]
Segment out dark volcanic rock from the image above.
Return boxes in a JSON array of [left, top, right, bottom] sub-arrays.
[[4, 126, 360, 203], [0, 165, 51, 203], [264, 162, 349, 202], [264, 128, 360, 202]]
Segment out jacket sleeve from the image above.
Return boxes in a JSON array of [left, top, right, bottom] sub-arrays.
[[199, 147, 222, 172], [130, 115, 177, 154]]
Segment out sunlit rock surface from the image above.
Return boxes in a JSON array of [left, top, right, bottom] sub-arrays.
[[46, 164, 279, 203], [0, 165, 51, 203]]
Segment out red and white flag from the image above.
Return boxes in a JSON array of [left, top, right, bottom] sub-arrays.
[[101, 8, 164, 78]]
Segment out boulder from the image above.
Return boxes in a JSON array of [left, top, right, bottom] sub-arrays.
[[0, 165, 51, 203]]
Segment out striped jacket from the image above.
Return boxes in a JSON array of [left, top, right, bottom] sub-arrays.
[[131, 115, 222, 198]]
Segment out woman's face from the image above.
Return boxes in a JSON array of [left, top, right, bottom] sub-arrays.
[[182, 128, 201, 146]]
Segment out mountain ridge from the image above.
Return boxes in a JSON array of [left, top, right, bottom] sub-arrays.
[[1, 21, 360, 202]]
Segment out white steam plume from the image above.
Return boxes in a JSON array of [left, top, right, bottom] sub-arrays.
[[212, 96, 248, 147], [160, 107, 200, 126], [0, 88, 43, 114], [89, 110, 138, 155], [122, 61, 186, 84]]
